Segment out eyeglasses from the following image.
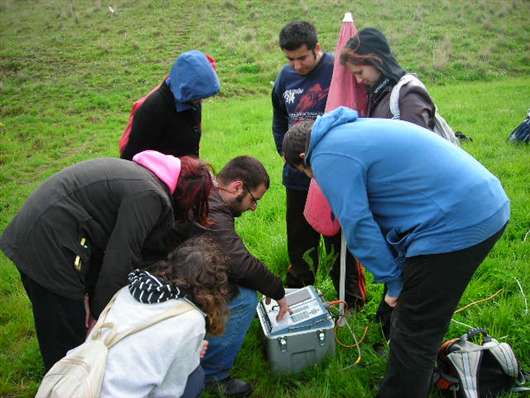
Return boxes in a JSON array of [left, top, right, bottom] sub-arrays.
[[244, 185, 258, 207]]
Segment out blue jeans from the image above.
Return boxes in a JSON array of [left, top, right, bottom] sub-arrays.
[[201, 287, 258, 381]]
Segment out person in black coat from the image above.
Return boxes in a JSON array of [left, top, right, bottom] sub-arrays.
[[0, 151, 213, 371], [120, 50, 220, 160]]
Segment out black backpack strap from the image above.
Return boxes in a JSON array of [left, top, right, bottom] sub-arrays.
[[513, 369, 530, 392], [460, 327, 490, 344], [508, 109, 530, 143]]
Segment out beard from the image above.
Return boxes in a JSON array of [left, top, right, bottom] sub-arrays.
[[228, 192, 246, 217]]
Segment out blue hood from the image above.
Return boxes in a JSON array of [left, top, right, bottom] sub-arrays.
[[307, 107, 359, 164], [166, 50, 221, 112]]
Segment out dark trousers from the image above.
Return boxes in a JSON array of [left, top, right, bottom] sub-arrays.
[[285, 188, 364, 307], [376, 225, 506, 398], [19, 273, 86, 371], [182, 366, 205, 398]]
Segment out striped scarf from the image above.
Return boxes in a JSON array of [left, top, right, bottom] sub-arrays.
[[127, 269, 185, 304]]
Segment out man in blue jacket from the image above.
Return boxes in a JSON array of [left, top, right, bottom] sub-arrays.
[[282, 107, 509, 398]]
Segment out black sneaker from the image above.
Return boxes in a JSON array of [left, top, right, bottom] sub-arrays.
[[207, 377, 253, 397]]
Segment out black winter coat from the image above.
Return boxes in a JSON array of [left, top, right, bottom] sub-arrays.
[[0, 158, 184, 316], [121, 82, 202, 160]]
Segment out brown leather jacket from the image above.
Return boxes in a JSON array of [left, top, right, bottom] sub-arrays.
[[203, 191, 285, 300], [368, 83, 436, 130]]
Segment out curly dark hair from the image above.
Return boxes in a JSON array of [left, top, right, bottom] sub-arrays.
[[147, 235, 231, 336]]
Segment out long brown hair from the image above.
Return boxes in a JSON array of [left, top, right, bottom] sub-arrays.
[[147, 235, 230, 335], [340, 28, 406, 83], [340, 47, 383, 68]]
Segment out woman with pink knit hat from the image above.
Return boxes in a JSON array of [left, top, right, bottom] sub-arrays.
[[0, 150, 213, 371]]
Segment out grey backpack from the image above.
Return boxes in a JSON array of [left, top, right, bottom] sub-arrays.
[[389, 74, 460, 146], [508, 109, 530, 144], [36, 293, 194, 398], [434, 328, 529, 398]]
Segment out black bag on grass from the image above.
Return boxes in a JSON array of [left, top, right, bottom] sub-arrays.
[[508, 109, 530, 144], [434, 328, 529, 398]]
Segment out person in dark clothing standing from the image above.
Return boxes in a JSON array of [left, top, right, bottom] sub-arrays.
[[272, 21, 364, 308], [201, 156, 289, 398], [0, 151, 213, 371], [121, 50, 220, 160]]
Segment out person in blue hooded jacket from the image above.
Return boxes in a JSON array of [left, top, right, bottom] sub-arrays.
[[121, 50, 220, 161], [282, 107, 509, 398]]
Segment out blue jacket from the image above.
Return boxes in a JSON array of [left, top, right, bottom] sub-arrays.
[[167, 50, 220, 112], [122, 51, 220, 160], [307, 107, 510, 297]]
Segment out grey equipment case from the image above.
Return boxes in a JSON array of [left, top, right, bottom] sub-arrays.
[[257, 286, 336, 373]]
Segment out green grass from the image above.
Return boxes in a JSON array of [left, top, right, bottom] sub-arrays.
[[200, 85, 530, 398], [1, 0, 529, 397]]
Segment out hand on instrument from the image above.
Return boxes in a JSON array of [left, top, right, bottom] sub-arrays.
[[265, 296, 291, 321]]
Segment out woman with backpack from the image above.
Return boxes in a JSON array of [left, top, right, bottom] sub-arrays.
[[98, 235, 231, 398], [0, 150, 214, 371], [340, 27, 436, 130], [36, 235, 231, 398]]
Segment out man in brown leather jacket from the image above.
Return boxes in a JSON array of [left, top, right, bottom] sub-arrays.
[[201, 156, 289, 397]]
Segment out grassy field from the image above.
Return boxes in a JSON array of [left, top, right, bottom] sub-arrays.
[[1, 0, 529, 397]]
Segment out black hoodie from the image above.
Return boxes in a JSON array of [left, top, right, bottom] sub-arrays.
[[352, 28, 406, 84]]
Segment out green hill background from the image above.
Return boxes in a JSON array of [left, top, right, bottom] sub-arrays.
[[1, 1, 529, 397]]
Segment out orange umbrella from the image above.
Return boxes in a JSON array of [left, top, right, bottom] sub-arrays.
[[304, 12, 367, 236]]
